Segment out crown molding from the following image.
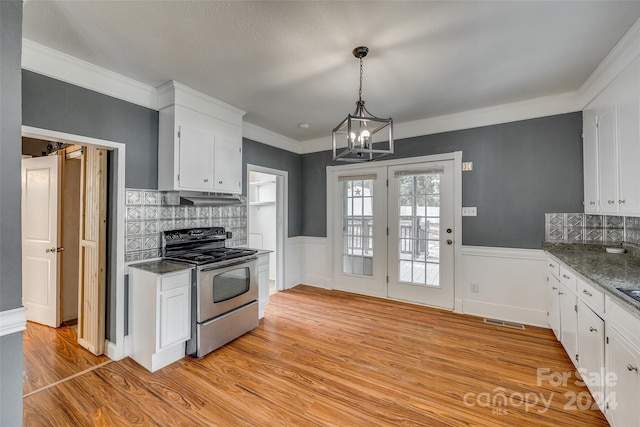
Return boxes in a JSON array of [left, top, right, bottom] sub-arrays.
[[0, 307, 26, 337], [580, 17, 640, 107], [300, 91, 582, 154], [22, 39, 158, 109], [242, 122, 302, 154]]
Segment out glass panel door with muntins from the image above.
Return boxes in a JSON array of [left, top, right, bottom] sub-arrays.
[[388, 162, 454, 309], [333, 167, 387, 298], [398, 173, 441, 286]]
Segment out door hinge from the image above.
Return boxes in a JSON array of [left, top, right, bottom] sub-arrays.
[[177, 127, 181, 138], [387, 227, 389, 236], [574, 304, 578, 313], [177, 174, 180, 181], [386, 179, 389, 187], [576, 354, 579, 362], [606, 336, 609, 344], [386, 275, 389, 283], [605, 402, 609, 411]]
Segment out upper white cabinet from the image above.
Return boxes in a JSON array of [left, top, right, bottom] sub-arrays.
[[583, 56, 640, 215], [157, 81, 246, 194]]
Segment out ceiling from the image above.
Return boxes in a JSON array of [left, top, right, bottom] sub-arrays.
[[22, 1, 640, 143]]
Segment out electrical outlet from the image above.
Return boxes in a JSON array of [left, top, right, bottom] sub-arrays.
[[471, 283, 479, 293]]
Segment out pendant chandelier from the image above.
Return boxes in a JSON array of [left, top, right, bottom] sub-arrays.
[[332, 46, 394, 162]]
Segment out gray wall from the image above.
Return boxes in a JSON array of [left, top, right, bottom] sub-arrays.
[[22, 70, 159, 189], [302, 113, 584, 249], [0, 1, 25, 425], [243, 138, 302, 237]]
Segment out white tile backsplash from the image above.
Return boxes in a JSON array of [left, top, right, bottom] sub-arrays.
[[124, 189, 247, 258]]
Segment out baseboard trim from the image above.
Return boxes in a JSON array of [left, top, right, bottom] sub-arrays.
[[463, 299, 549, 328], [0, 307, 27, 337]]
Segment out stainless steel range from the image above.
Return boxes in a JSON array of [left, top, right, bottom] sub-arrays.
[[161, 227, 258, 358]]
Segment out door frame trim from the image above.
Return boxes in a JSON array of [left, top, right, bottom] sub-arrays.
[[246, 164, 288, 292], [21, 125, 127, 359], [326, 151, 463, 312]]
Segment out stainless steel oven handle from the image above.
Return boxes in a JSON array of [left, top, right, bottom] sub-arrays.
[[199, 257, 258, 272]]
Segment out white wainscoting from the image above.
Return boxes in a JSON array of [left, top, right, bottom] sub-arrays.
[[460, 246, 548, 327], [296, 239, 550, 328]]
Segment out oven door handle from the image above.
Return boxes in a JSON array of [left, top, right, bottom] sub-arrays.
[[199, 257, 258, 272]]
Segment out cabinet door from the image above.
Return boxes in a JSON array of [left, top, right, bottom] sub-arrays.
[[583, 110, 599, 212], [213, 134, 242, 194], [547, 275, 561, 341], [258, 263, 269, 308], [159, 286, 190, 350], [577, 300, 605, 409], [606, 326, 640, 427], [178, 125, 215, 191], [597, 106, 618, 213], [616, 75, 640, 214], [559, 283, 578, 367]]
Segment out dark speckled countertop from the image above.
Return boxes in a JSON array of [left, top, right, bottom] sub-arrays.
[[129, 260, 194, 275], [544, 243, 640, 318]]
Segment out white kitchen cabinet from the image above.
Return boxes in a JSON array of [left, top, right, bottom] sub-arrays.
[[157, 81, 245, 194], [257, 252, 270, 318], [605, 325, 640, 426], [130, 265, 192, 372], [559, 282, 579, 367], [577, 300, 605, 410], [583, 109, 599, 212], [583, 56, 640, 215], [547, 274, 561, 341], [605, 297, 640, 427]]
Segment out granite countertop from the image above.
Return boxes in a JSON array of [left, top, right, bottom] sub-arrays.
[[544, 243, 640, 317], [129, 259, 194, 275]]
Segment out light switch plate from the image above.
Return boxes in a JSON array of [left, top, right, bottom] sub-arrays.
[[462, 207, 477, 216]]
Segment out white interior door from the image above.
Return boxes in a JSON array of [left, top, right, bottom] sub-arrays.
[[333, 166, 387, 297], [22, 155, 61, 327], [387, 161, 455, 309]]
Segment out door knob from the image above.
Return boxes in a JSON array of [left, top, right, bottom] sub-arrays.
[[45, 247, 56, 253], [446, 239, 453, 245], [446, 228, 452, 233]]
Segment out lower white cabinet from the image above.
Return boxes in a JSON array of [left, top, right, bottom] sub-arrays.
[[605, 298, 640, 426], [547, 254, 640, 426], [130, 266, 192, 372], [547, 274, 561, 340], [577, 300, 605, 410], [258, 253, 270, 318], [559, 282, 579, 367]]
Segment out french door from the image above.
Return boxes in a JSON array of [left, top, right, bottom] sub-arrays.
[[332, 160, 455, 309], [333, 166, 388, 297], [387, 161, 455, 309]]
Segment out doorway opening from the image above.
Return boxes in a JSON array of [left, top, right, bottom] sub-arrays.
[[20, 126, 127, 397], [247, 165, 287, 295]]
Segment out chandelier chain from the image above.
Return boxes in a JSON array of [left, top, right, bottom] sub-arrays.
[[358, 57, 364, 102]]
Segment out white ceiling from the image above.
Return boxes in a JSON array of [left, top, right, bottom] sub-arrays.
[[22, 1, 640, 143]]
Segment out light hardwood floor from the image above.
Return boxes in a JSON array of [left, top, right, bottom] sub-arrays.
[[23, 285, 609, 426]]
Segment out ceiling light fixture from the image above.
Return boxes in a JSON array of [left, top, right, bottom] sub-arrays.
[[332, 46, 394, 162]]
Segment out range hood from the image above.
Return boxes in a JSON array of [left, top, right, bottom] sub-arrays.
[[178, 192, 243, 206]]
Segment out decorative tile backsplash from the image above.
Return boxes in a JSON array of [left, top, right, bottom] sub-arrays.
[[545, 213, 640, 245], [125, 189, 247, 262]]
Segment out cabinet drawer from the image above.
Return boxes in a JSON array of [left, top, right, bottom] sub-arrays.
[[559, 265, 578, 292], [161, 270, 191, 292], [577, 278, 604, 316], [547, 258, 560, 279]]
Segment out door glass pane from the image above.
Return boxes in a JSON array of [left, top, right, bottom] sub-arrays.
[[397, 173, 441, 286], [342, 179, 374, 276]]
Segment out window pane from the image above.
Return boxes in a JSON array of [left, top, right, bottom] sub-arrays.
[[413, 263, 426, 284], [342, 178, 374, 277], [399, 260, 412, 282]]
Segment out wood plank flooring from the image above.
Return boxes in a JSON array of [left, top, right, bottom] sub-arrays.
[[23, 285, 609, 426], [23, 321, 110, 396]]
